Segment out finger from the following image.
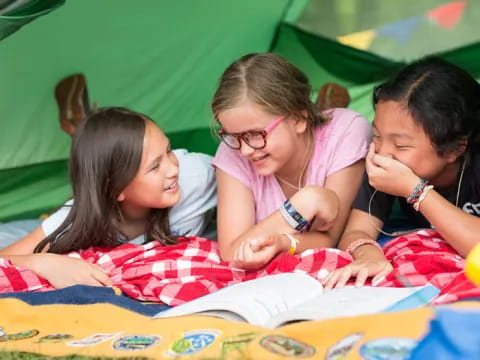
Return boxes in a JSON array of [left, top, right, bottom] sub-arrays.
[[89, 264, 112, 286], [80, 275, 106, 287], [335, 267, 354, 288], [334, 266, 352, 288], [372, 265, 393, 286], [253, 235, 277, 251], [365, 152, 379, 174], [238, 241, 249, 264], [323, 271, 341, 290], [91, 269, 113, 287], [367, 143, 375, 159], [355, 267, 370, 287], [232, 243, 245, 266], [249, 238, 261, 252]]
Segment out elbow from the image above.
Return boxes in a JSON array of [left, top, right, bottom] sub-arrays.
[[217, 240, 234, 262]]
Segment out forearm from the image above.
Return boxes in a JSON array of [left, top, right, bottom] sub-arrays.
[[292, 231, 337, 253], [336, 207, 385, 260], [219, 199, 318, 260], [0, 253, 38, 270], [417, 190, 480, 257]]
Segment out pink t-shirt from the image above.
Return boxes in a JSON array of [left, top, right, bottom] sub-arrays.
[[212, 108, 371, 223]]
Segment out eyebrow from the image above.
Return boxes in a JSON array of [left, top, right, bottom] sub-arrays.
[[145, 141, 171, 172], [372, 124, 415, 140], [223, 127, 264, 135]]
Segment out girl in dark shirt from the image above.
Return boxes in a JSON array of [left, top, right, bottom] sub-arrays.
[[324, 58, 480, 288]]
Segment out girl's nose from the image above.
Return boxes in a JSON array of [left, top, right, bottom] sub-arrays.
[[238, 139, 255, 157], [165, 152, 179, 178]]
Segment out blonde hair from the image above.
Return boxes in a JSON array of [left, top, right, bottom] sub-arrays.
[[211, 53, 326, 131]]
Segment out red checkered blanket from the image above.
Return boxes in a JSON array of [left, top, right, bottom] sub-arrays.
[[0, 230, 478, 306]]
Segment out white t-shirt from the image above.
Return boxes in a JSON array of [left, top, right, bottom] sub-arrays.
[[42, 149, 217, 243]]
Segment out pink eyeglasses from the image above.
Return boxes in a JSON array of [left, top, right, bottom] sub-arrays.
[[218, 115, 286, 150]]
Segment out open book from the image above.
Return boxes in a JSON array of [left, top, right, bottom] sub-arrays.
[[154, 272, 439, 329]]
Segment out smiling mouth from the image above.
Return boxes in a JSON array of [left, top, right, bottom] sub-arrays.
[[251, 154, 269, 162], [163, 181, 178, 191]]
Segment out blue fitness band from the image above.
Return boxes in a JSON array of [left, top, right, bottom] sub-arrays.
[[280, 199, 310, 231]]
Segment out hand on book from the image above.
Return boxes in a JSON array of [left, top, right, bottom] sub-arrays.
[[231, 234, 289, 270], [322, 256, 393, 290]]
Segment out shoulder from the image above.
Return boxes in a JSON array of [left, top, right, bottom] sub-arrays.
[[173, 149, 215, 197], [174, 149, 213, 176], [42, 199, 74, 236], [170, 149, 217, 236], [321, 108, 370, 132], [212, 142, 256, 188], [314, 108, 370, 146]]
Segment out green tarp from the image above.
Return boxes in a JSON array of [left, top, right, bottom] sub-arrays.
[[1, 0, 479, 221]]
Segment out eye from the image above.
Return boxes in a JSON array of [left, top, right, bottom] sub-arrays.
[[245, 132, 263, 140], [394, 144, 411, 150], [151, 162, 160, 171]]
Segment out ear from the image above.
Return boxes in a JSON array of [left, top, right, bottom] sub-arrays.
[[117, 192, 126, 202], [294, 110, 309, 134], [445, 138, 468, 163]]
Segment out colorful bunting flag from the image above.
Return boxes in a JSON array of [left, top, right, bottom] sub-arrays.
[[337, 29, 376, 50], [427, 1, 467, 29]]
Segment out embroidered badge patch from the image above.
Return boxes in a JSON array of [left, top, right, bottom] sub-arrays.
[[221, 332, 259, 356], [359, 337, 417, 360], [326, 333, 363, 360], [165, 329, 220, 357], [113, 335, 160, 351], [37, 334, 73, 343], [260, 335, 315, 358], [67, 332, 123, 347], [0, 329, 39, 342]]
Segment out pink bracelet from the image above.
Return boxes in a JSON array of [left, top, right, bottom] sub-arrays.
[[345, 239, 383, 256]]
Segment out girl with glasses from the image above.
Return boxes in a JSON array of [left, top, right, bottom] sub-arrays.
[[211, 53, 370, 270], [324, 58, 480, 289], [0, 107, 216, 288]]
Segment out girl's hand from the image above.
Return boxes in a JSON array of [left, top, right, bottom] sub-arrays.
[[231, 234, 289, 270], [291, 186, 339, 231], [366, 144, 420, 198], [322, 257, 393, 290], [29, 253, 113, 289]]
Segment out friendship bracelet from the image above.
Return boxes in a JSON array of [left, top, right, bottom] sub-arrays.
[[280, 199, 310, 232], [282, 233, 300, 255], [346, 239, 383, 256], [413, 185, 434, 211], [406, 179, 428, 204]]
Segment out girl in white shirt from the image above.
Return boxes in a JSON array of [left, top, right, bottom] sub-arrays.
[[0, 107, 216, 288]]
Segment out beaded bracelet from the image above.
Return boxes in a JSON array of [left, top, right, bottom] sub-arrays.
[[406, 179, 428, 204], [282, 233, 300, 255], [413, 185, 434, 211], [345, 239, 383, 256], [280, 199, 310, 232]]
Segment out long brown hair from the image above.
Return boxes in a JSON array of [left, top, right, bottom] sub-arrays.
[[211, 53, 327, 130], [35, 107, 176, 254]]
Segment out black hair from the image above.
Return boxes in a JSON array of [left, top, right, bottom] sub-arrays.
[[373, 57, 480, 154]]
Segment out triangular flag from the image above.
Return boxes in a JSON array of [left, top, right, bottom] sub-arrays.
[[377, 16, 423, 44], [427, 1, 467, 29], [337, 29, 376, 50]]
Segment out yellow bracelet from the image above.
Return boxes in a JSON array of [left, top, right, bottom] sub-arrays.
[[283, 233, 300, 255]]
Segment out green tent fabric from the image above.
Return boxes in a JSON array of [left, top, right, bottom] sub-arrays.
[[1, 0, 480, 222]]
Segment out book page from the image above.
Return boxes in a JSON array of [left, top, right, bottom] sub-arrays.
[[154, 272, 323, 327], [266, 285, 438, 329]]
